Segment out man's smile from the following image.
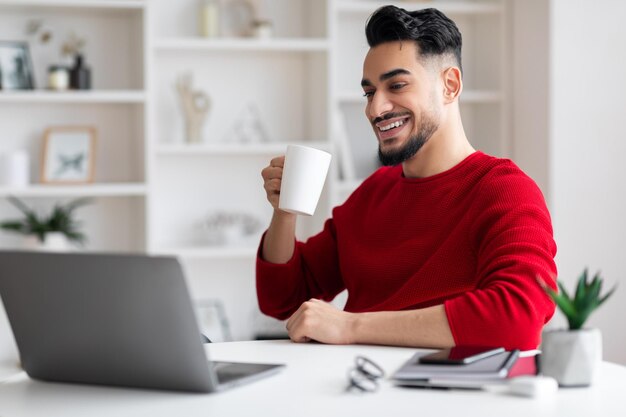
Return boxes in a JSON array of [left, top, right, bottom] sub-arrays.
[[375, 116, 411, 141]]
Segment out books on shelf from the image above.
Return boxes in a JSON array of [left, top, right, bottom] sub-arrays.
[[391, 349, 539, 389]]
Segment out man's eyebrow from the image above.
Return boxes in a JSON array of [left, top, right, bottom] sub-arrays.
[[380, 68, 411, 81], [361, 68, 412, 87]]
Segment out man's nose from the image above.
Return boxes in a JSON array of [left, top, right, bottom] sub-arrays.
[[367, 91, 393, 121]]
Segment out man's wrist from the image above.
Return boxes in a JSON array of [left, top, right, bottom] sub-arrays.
[[348, 312, 365, 345], [272, 208, 297, 223]]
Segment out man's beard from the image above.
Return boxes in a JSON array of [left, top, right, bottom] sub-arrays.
[[377, 112, 439, 166]]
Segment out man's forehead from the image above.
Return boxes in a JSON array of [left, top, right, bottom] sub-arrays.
[[362, 41, 424, 80]]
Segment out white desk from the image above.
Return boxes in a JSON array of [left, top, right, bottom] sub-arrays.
[[0, 340, 624, 417]]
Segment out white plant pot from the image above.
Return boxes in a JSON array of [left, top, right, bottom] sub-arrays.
[[540, 328, 602, 387], [22, 233, 71, 252]]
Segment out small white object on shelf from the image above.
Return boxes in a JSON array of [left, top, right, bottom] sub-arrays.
[[0, 150, 29, 187], [199, 0, 221, 38], [230, 103, 270, 143]]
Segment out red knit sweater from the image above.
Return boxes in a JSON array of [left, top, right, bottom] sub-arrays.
[[256, 152, 557, 350]]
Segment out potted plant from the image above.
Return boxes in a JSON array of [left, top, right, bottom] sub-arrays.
[[540, 269, 617, 386], [0, 196, 91, 251]]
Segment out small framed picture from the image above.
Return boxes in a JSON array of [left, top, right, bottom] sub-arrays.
[[0, 41, 35, 90], [40, 126, 97, 184]]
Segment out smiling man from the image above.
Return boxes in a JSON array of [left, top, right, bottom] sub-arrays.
[[257, 6, 557, 350]]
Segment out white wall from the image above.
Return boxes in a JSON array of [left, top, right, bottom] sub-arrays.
[[549, 0, 626, 365], [511, 0, 550, 197], [515, 0, 626, 365]]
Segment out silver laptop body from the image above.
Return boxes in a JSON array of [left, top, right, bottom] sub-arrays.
[[0, 251, 284, 393]]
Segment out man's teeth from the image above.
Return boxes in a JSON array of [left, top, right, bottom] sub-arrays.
[[379, 119, 405, 131]]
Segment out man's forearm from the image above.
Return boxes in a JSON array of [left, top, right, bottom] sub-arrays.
[[261, 210, 297, 263], [350, 305, 455, 348]]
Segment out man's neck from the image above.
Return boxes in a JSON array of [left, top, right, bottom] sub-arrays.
[[402, 117, 474, 179]]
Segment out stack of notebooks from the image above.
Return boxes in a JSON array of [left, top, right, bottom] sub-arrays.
[[391, 349, 539, 389]]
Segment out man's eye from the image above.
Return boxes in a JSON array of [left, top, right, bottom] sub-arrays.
[[363, 91, 374, 98], [390, 83, 405, 90]]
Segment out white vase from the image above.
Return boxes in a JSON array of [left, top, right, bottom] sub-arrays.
[[22, 233, 71, 252], [540, 328, 602, 387]]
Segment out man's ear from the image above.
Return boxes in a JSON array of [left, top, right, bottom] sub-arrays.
[[442, 67, 462, 103]]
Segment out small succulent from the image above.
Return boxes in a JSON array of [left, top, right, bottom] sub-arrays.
[[0, 196, 91, 246], [542, 269, 617, 330]]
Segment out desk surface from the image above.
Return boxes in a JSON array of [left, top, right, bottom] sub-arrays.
[[0, 340, 625, 417]]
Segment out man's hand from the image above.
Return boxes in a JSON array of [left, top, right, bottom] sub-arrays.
[[286, 299, 357, 344], [261, 156, 285, 209]]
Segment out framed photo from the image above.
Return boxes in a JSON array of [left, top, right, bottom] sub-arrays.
[[0, 41, 35, 90], [41, 126, 97, 184]]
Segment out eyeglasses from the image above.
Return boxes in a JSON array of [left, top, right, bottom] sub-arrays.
[[346, 355, 385, 393]]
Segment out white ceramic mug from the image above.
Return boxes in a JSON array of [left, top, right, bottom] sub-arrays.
[[279, 145, 332, 216]]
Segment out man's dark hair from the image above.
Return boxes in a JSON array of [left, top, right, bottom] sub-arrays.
[[365, 6, 463, 73]]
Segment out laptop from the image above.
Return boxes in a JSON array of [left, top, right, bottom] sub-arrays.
[[0, 251, 284, 393]]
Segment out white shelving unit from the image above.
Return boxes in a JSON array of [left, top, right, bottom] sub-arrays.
[[335, 1, 503, 15], [154, 141, 330, 157], [0, 0, 145, 11], [154, 38, 329, 52], [0, 91, 145, 104], [151, 245, 257, 260], [0, 0, 148, 252], [0, 183, 147, 198]]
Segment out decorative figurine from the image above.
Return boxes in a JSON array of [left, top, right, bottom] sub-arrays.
[[175, 73, 210, 144], [232, 102, 269, 143]]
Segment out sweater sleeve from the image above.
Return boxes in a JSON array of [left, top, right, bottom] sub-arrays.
[[444, 165, 557, 350], [256, 215, 346, 320]]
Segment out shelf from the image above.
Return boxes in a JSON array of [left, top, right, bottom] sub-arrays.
[[336, 89, 501, 104], [155, 141, 331, 156], [154, 38, 329, 53], [335, 1, 502, 15], [0, 0, 145, 11], [0, 183, 148, 198], [151, 246, 257, 260], [0, 91, 146, 104]]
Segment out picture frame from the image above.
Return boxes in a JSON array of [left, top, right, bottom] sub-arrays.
[[40, 126, 97, 184], [0, 41, 35, 90]]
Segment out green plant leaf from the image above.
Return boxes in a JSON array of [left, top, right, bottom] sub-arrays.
[[7, 196, 35, 218], [597, 284, 618, 308], [579, 273, 602, 311], [551, 292, 577, 320], [545, 269, 618, 330], [574, 268, 589, 306], [557, 281, 571, 301], [1, 196, 91, 244], [0, 221, 27, 233]]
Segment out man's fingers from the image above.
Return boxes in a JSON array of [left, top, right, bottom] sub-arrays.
[[270, 156, 285, 168], [261, 166, 283, 181], [264, 178, 281, 192]]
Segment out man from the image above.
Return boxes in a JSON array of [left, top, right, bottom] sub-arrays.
[[257, 6, 557, 350]]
